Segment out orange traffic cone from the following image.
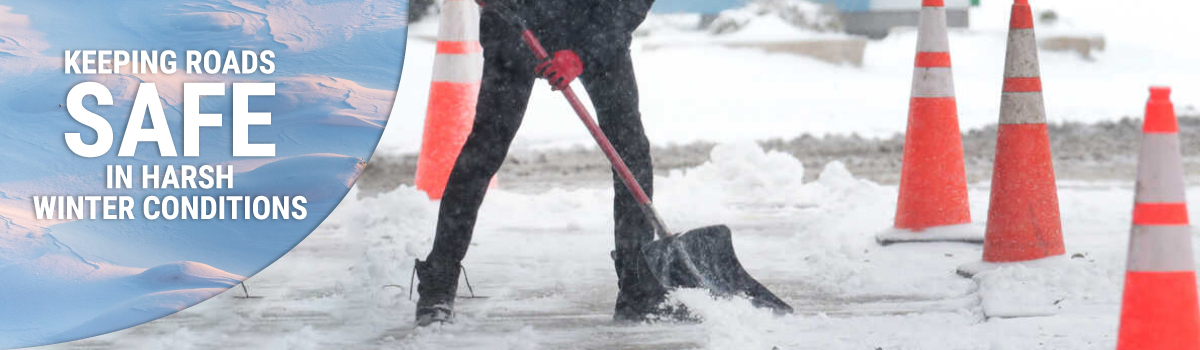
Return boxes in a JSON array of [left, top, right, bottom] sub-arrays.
[[1116, 87, 1200, 350], [877, 0, 980, 245], [976, 0, 1064, 269], [415, 0, 485, 200]]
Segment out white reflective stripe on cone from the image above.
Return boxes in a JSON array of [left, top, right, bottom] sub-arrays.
[[437, 0, 481, 42], [998, 92, 1046, 124], [910, 67, 955, 98], [431, 53, 485, 83], [1004, 29, 1040, 78], [1136, 134, 1188, 203], [1127, 224, 1195, 271], [916, 7, 950, 53]]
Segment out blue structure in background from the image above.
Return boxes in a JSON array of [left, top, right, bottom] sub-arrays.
[[827, 0, 870, 12], [649, 0, 974, 38]]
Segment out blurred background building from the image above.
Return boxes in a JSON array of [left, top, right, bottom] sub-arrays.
[[652, 0, 977, 38]]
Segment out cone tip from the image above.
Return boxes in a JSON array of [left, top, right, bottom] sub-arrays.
[[1150, 86, 1172, 101], [1144, 86, 1177, 134], [1009, 0, 1035, 29]]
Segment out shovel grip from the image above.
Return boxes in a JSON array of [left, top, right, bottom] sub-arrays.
[[516, 30, 673, 238]]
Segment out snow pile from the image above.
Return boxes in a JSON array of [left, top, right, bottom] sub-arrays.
[[707, 0, 842, 36], [971, 256, 1121, 317], [135, 261, 245, 286], [657, 143, 960, 298], [656, 141, 809, 222], [634, 13, 706, 37], [322, 185, 435, 321], [666, 289, 784, 350]]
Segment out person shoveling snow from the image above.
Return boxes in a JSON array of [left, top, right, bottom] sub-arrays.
[[413, 0, 792, 326]]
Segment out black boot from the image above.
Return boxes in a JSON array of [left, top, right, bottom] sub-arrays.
[[612, 250, 682, 322], [414, 258, 461, 326]]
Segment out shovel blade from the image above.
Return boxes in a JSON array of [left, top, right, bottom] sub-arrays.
[[641, 225, 793, 314]]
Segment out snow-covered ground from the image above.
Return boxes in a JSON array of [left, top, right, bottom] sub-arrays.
[[42, 142, 1191, 349]]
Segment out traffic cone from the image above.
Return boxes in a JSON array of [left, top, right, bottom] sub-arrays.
[[1116, 86, 1200, 350], [960, 0, 1064, 275], [877, 0, 980, 245], [415, 0, 485, 200]]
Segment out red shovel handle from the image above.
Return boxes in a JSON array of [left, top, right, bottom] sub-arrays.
[[518, 30, 647, 205], [518, 30, 673, 238]]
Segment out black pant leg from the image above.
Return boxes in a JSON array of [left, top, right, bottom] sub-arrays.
[[426, 10, 537, 265], [579, 51, 655, 271]]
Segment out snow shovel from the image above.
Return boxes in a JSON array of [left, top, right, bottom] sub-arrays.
[[490, 5, 793, 315]]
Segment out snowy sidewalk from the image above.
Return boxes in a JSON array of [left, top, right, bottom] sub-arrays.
[[43, 142, 1180, 350]]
